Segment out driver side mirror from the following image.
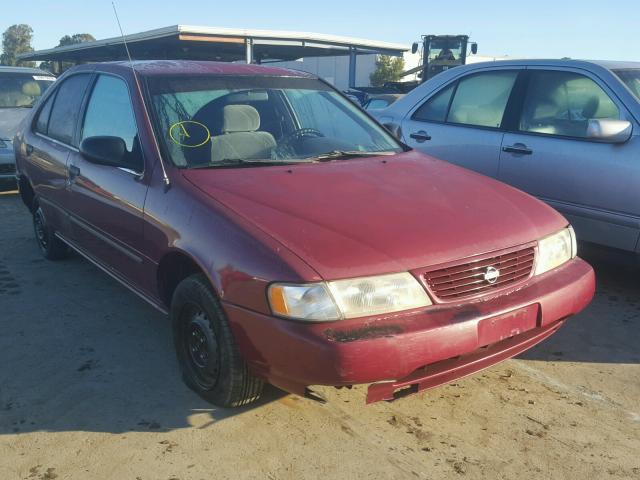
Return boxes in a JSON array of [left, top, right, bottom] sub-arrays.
[[411, 42, 419, 54], [80, 136, 130, 168], [586, 119, 632, 143], [470, 43, 478, 55]]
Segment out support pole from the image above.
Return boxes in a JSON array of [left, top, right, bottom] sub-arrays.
[[348, 47, 357, 89], [245, 38, 254, 64]]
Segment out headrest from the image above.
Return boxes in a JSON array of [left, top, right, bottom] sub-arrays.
[[581, 96, 599, 119], [22, 81, 41, 97], [222, 104, 260, 133]]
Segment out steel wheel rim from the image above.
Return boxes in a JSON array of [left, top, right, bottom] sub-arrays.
[[182, 306, 220, 389], [34, 208, 48, 250]]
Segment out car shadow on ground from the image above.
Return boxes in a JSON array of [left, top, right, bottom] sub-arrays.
[[519, 243, 640, 364], [0, 194, 286, 436]]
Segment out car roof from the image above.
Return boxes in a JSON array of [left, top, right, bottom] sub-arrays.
[[0, 65, 55, 76], [462, 58, 640, 71], [68, 59, 315, 78]]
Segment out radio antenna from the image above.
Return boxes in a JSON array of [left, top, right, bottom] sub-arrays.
[[112, 1, 170, 189]]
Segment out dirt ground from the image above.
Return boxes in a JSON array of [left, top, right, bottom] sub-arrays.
[[0, 189, 638, 480]]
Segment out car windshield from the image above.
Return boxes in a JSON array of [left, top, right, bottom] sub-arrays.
[[613, 69, 640, 101], [146, 75, 403, 168], [0, 72, 55, 108]]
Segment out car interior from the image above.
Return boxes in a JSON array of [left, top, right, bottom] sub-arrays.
[[0, 78, 42, 108], [187, 89, 289, 165], [173, 88, 372, 166]]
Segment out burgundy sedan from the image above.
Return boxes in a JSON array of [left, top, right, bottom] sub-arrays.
[[13, 61, 595, 406]]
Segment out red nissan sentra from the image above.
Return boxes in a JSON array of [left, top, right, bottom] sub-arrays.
[[13, 61, 595, 406]]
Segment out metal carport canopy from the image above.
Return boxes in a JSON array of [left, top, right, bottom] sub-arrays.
[[19, 25, 408, 87]]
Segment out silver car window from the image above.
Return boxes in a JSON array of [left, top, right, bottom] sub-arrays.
[[520, 71, 620, 138], [412, 83, 455, 122], [447, 71, 518, 128]]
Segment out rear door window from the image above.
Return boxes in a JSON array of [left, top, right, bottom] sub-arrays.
[[411, 71, 518, 128], [47, 74, 92, 146], [447, 71, 518, 128], [519, 70, 620, 138], [412, 83, 455, 122]]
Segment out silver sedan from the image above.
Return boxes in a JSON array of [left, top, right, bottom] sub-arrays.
[[373, 59, 640, 255]]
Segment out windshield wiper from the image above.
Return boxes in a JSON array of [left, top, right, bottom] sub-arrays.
[[0, 104, 34, 108], [189, 158, 315, 169], [307, 150, 397, 162]]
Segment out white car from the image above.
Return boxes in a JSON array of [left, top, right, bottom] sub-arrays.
[[0, 66, 55, 186]]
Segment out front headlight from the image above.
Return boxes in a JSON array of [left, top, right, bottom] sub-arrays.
[[535, 226, 577, 276], [268, 272, 432, 321]]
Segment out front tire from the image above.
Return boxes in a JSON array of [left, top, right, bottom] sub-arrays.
[[171, 273, 263, 407], [33, 204, 68, 260]]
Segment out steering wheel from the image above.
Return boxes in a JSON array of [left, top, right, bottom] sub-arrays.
[[273, 128, 325, 159]]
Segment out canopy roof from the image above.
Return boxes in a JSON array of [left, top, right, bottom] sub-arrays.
[[19, 25, 408, 63]]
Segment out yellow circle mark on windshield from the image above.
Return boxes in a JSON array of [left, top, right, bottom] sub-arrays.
[[169, 120, 211, 148]]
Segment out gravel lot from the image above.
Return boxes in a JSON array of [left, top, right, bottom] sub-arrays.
[[1, 189, 639, 480]]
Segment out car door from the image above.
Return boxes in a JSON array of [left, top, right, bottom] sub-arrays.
[[400, 68, 522, 177], [498, 67, 640, 252], [26, 73, 93, 236], [65, 73, 151, 287]]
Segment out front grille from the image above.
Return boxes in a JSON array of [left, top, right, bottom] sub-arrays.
[[423, 246, 535, 301], [0, 163, 16, 175]]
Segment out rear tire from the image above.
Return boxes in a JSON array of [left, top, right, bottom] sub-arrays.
[[171, 273, 263, 407], [33, 204, 68, 260]]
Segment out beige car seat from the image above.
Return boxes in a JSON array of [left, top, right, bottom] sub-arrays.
[[210, 105, 276, 162], [15, 81, 41, 107]]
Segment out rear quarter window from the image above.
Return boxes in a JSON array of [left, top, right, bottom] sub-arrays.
[[47, 74, 92, 146], [35, 92, 55, 135]]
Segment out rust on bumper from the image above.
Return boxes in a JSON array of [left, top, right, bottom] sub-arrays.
[[366, 316, 565, 403]]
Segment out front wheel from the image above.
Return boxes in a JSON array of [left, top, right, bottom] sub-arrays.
[[33, 204, 68, 260], [171, 273, 263, 407]]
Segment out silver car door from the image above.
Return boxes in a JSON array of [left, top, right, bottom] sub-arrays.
[[400, 68, 523, 178], [498, 66, 640, 252]]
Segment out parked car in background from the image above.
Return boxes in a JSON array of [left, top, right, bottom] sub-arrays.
[[0, 66, 55, 188], [373, 60, 640, 255], [363, 93, 404, 111], [14, 60, 594, 407]]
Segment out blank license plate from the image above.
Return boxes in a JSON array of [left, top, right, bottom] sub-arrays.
[[477, 304, 539, 346]]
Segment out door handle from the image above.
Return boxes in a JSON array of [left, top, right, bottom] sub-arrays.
[[25, 144, 34, 156], [69, 164, 80, 179], [502, 144, 533, 155], [409, 130, 432, 142]]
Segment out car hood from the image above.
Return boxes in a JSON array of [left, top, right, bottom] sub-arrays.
[[183, 151, 567, 280], [0, 107, 30, 140]]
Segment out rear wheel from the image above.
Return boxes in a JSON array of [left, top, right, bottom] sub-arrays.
[[33, 204, 68, 260], [171, 273, 263, 407]]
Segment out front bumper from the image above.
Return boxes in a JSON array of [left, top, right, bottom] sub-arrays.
[[0, 142, 17, 180], [223, 258, 595, 401]]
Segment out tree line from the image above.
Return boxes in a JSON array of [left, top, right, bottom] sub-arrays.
[[1, 24, 94, 73]]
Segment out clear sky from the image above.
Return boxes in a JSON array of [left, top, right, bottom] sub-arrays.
[[3, 0, 639, 61]]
